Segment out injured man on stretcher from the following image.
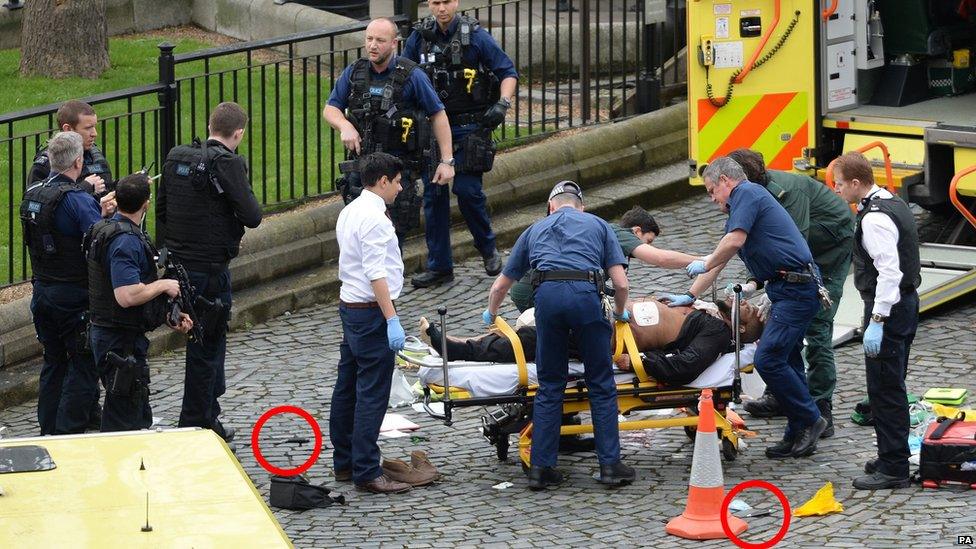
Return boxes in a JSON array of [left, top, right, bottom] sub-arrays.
[[418, 295, 764, 387]]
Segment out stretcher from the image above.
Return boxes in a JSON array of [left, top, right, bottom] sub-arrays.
[[402, 291, 756, 469]]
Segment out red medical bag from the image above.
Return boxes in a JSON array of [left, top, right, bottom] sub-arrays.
[[919, 413, 976, 489]]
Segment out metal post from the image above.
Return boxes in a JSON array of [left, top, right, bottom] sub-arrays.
[[579, 0, 591, 121], [438, 307, 453, 425], [732, 284, 743, 404], [156, 43, 177, 246]]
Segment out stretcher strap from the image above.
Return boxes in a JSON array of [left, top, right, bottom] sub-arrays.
[[494, 317, 529, 387], [613, 321, 649, 382]]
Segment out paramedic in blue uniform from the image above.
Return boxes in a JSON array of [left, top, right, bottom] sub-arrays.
[[833, 151, 919, 490], [21, 131, 115, 435], [403, 0, 519, 287], [687, 157, 828, 459], [483, 181, 636, 490], [331, 152, 413, 495]]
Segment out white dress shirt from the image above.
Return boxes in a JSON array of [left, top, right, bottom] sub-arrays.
[[858, 185, 902, 316], [336, 189, 403, 303]]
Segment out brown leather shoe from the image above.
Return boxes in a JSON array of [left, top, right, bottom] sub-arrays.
[[410, 450, 441, 481], [334, 469, 352, 482], [382, 457, 437, 487], [355, 474, 411, 494]]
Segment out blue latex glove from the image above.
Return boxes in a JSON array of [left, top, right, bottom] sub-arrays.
[[658, 293, 695, 307], [613, 309, 631, 322], [482, 309, 496, 326], [686, 259, 708, 278], [387, 316, 406, 351], [863, 320, 884, 357]]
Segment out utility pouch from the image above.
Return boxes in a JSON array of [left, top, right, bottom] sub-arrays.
[[337, 171, 363, 205], [457, 130, 496, 174], [269, 475, 345, 510], [142, 294, 168, 332], [391, 176, 423, 233], [196, 295, 231, 340], [106, 351, 138, 397]]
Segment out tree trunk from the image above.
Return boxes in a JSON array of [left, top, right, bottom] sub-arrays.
[[19, 0, 109, 79]]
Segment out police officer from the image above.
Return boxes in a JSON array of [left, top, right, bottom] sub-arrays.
[[324, 17, 455, 247], [716, 149, 854, 436], [403, 0, 519, 288], [509, 206, 697, 311], [159, 101, 263, 442], [85, 173, 192, 431], [687, 157, 828, 458], [833, 152, 919, 490], [21, 131, 115, 435], [484, 181, 636, 490], [28, 100, 112, 196], [331, 152, 412, 494]]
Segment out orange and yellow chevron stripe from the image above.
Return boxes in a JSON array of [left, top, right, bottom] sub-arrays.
[[697, 92, 809, 170]]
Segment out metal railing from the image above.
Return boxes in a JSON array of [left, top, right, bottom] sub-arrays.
[[0, 2, 681, 288]]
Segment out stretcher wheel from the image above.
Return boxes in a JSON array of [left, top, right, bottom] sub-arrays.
[[721, 437, 738, 462], [496, 437, 510, 461]]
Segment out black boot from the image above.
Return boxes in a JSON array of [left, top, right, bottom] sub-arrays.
[[852, 470, 910, 490], [816, 399, 834, 438], [765, 437, 795, 459], [411, 270, 454, 288], [791, 416, 828, 457], [864, 458, 879, 474], [743, 391, 784, 418], [527, 466, 564, 490], [483, 250, 503, 276], [598, 461, 636, 486]]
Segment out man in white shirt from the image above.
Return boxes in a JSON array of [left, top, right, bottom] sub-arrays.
[[331, 152, 412, 495], [833, 151, 921, 490]]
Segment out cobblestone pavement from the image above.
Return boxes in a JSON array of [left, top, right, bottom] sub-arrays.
[[3, 179, 976, 548]]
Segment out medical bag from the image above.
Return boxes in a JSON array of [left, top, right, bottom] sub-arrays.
[[919, 413, 976, 489]]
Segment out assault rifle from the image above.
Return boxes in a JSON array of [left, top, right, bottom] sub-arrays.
[[155, 247, 228, 344]]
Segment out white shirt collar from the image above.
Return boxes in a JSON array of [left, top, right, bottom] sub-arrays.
[[857, 184, 886, 212], [360, 188, 387, 210]]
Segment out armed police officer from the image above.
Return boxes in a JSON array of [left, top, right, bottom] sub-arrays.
[[403, 0, 518, 288], [28, 100, 112, 196], [484, 181, 636, 490], [324, 17, 455, 247], [833, 151, 919, 490], [85, 173, 192, 431], [21, 131, 116, 435], [158, 101, 262, 442]]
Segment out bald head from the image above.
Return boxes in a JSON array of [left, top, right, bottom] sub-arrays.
[[364, 18, 400, 67], [366, 17, 399, 39]]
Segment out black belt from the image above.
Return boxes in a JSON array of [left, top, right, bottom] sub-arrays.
[[530, 270, 603, 287], [774, 269, 813, 284], [179, 259, 229, 275], [449, 112, 484, 127], [340, 300, 380, 309]]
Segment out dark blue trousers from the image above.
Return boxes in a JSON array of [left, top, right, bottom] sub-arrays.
[[755, 280, 822, 440], [178, 268, 231, 430], [90, 325, 152, 432], [423, 124, 496, 273], [330, 305, 395, 484], [532, 281, 620, 467], [863, 291, 918, 478], [31, 281, 99, 435]]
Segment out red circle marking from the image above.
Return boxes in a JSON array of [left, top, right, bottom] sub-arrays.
[[251, 405, 323, 476], [721, 479, 792, 549]]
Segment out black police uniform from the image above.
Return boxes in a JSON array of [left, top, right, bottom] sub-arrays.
[[85, 215, 167, 431], [159, 138, 262, 437], [21, 173, 103, 434], [853, 189, 921, 480], [29, 145, 113, 195]]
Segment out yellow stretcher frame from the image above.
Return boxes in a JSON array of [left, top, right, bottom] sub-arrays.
[[419, 318, 747, 468]]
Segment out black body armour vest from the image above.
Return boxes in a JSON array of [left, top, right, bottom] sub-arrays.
[[85, 218, 166, 331], [30, 145, 114, 193], [413, 15, 500, 118], [346, 57, 432, 160], [853, 193, 922, 300], [20, 176, 89, 284], [161, 139, 246, 267]]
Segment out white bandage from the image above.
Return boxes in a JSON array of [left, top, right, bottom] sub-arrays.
[[515, 308, 536, 328], [632, 301, 660, 326]]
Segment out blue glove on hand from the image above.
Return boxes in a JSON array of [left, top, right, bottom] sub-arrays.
[[613, 309, 631, 322], [387, 316, 406, 351], [659, 293, 695, 307], [686, 259, 708, 278], [482, 309, 496, 326], [863, 320, 884, 357]]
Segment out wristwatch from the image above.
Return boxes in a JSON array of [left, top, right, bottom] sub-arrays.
[[871, 313, 887, 323], [440, 157, 455, 166]]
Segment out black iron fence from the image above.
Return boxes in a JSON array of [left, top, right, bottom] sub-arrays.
[[1, 1, 681, 288]]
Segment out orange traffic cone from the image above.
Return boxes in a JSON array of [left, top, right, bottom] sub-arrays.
[[666, 389, 748, 540]]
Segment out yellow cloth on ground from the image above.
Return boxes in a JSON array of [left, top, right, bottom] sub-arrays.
[[795, 482, 843, 517]]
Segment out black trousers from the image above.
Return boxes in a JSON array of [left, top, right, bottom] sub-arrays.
[[179, 267, 232, 430], [90, 326, 152, 432], [434, 326, 585, 363], [863, 291, 918, 478], [643, 311, 730, 386]]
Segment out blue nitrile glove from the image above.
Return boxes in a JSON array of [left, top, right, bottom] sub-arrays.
[[482, 309, 496, 326], [658, 292, 695, 307], [613, 309, 631, 322], [387, 316, 406, 351], [686, 259, 708, 277], [863, 320, 884, 357]]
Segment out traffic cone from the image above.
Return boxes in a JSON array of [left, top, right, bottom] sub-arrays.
[[666, 389, 748, 540]]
